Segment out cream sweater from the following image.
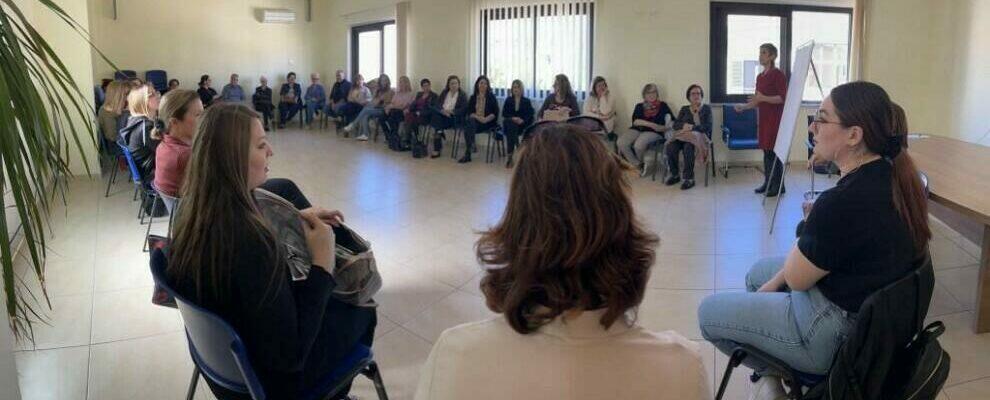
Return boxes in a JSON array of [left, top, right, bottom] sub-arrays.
[[415, 310, 711, 400]]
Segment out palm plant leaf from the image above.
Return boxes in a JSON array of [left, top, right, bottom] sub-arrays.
[[0, 0, 118, 342]]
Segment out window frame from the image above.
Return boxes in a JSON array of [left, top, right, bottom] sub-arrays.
[[480, 2, 595, 99], [709, 2, 853, 105], [350, 20, 396, 80]]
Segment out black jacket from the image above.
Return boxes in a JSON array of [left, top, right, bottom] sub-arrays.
[[466, 92, 500, 130], [329, 79, 352, 104], [673, 104, 713, 137], [410, 90, 438, 116], [537, 94, 580, 119], [502, 96, 535, 127], [630, 101, 675, 132], [253, 86, 273, 109], [120, 115, 158, 182], [437, 89, 468, 119]]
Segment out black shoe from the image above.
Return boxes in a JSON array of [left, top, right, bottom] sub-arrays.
[[458, 155, 472, 163], [765, 185, 786, 197], [505, 154, 514, 168], [430, 152, 441, 159], [264, 126, 271, 132], [664, 176, 681, 186], [680, 179, 695, 190], [754, 183, 768, 194]]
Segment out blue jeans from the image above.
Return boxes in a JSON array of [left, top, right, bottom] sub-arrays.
[[354, 107, 384, 138], [305, 101, 325, 124], [697, 256, 856, 375]]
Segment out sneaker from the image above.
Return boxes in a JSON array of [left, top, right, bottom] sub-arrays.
[[344, 124, 355, 133], [664, 176, 681, 186], [748, 376, 787, 400], [356, 135, 369, 141], [680, 179, 695, 190], [638, 163, 649, 177]]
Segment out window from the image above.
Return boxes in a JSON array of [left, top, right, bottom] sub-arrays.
[[481, 2, 594, 99], [351, 21, 397, 81], [710, 3, 852, 104]]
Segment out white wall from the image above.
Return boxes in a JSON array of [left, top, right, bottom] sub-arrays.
[[87, 0, 327, 97], [948, 0, 990, 145]]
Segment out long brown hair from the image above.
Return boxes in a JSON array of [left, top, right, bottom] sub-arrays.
[[167, 103, 278, 304], [102, 80, 129, 114], [830, 81, 931, 254], [553, 73, 575, 102], [152, 89, 199, 140], [478, 125, 659, 334]]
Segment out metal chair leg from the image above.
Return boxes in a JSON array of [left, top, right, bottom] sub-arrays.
[[185, 366, 200, 400], [143, 193, 159, 253], [450, 129, 461, 159], [104, 159, 119, 197], [361, 361, 389, 400], [485, 132, 494, 163]]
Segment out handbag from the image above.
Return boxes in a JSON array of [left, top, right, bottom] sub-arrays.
[[254, 188, 381, 307]]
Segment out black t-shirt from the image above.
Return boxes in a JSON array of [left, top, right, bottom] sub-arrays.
[[798, 158, 917, 312]]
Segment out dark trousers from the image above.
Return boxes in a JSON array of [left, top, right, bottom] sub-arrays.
[[258, 178, 312, 209], [762, 150, 784, 191], [340, 102, 364, 125], [666, 140, 696, 179], [430, 112, 457, 153], [385, 109, 404, 137], [503, 120, 526, 155], [278, 102, 303, 125], [254, 103, 273, 128]]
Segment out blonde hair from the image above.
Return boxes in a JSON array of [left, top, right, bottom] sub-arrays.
[[127, 85, 157, 118], [102, 81, 129, 114], [152, 89, 199, 140], [398, 76, 412, 93]]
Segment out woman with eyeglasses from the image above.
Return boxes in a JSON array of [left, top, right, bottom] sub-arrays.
[[698, 81, 931, 399], [617, 83, 674, 176]]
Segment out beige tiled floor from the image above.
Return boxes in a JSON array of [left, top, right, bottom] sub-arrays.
[[11, 127, 986, 399]]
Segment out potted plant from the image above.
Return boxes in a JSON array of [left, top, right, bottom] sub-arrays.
[[1, 0, 115, 346]]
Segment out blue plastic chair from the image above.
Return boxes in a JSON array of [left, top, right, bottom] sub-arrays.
[[720, 104, 759, 178], [116, 140, 163, 252], [149, 250, 389, 400], [115, 70, 138, 80], [146, 70, 168, 93]]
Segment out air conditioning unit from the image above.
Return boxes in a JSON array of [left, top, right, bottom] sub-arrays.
[[260, 8, 296, 24]]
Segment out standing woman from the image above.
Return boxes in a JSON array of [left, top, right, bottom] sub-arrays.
[[735, 43, 787, 197], [347, 74, 394, 141], [665, 84, 713, 190], [153, 89, 204, 198], [501, 79, 534, 168], [167, 103, 376, 399], [582, 76, 617, 133], [459, 75, 499, 164], [119, 84, 161, 183], [617, 83, 674, 175], [429, 75, 468, 158], [197, 75, 219, 108], [699, 81, 930, 398], [537, 74, 579, 121], [384, 75, 415, 145]]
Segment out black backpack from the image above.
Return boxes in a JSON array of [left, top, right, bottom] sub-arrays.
[[808, 256, 950, 400]]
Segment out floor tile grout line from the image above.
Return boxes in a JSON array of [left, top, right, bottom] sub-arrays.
[[944, 373, 990, 388]]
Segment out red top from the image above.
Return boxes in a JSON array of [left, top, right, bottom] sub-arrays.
[[153, 134, 191, 197], [756, 67, 788, 150]]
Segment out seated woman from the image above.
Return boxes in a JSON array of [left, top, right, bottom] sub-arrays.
[[664, 84, 712, 190], [278, 72, 304, 128], [581, 76, 616, 133], [458, 75, 499, 164], [97, 80, 129, 143], [153, 89, 203, 198], [346, 74, 393, 141], [383, 75, 416, 146], [338, 74, 371, 134], [405, 78, 438, 147], [119, 84, 161, 183], [501, 79, 534, 168], [429, 75, 467, 158], [197, 75, 219, 108], [415, 124, 709, 400], [617, 83, 674, 175], [536, 74, 580, 122], [167, 103, 376, 400], [698, 81, 931, 399]]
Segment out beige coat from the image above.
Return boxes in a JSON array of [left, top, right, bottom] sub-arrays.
[[415, 309, 711, 400]]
